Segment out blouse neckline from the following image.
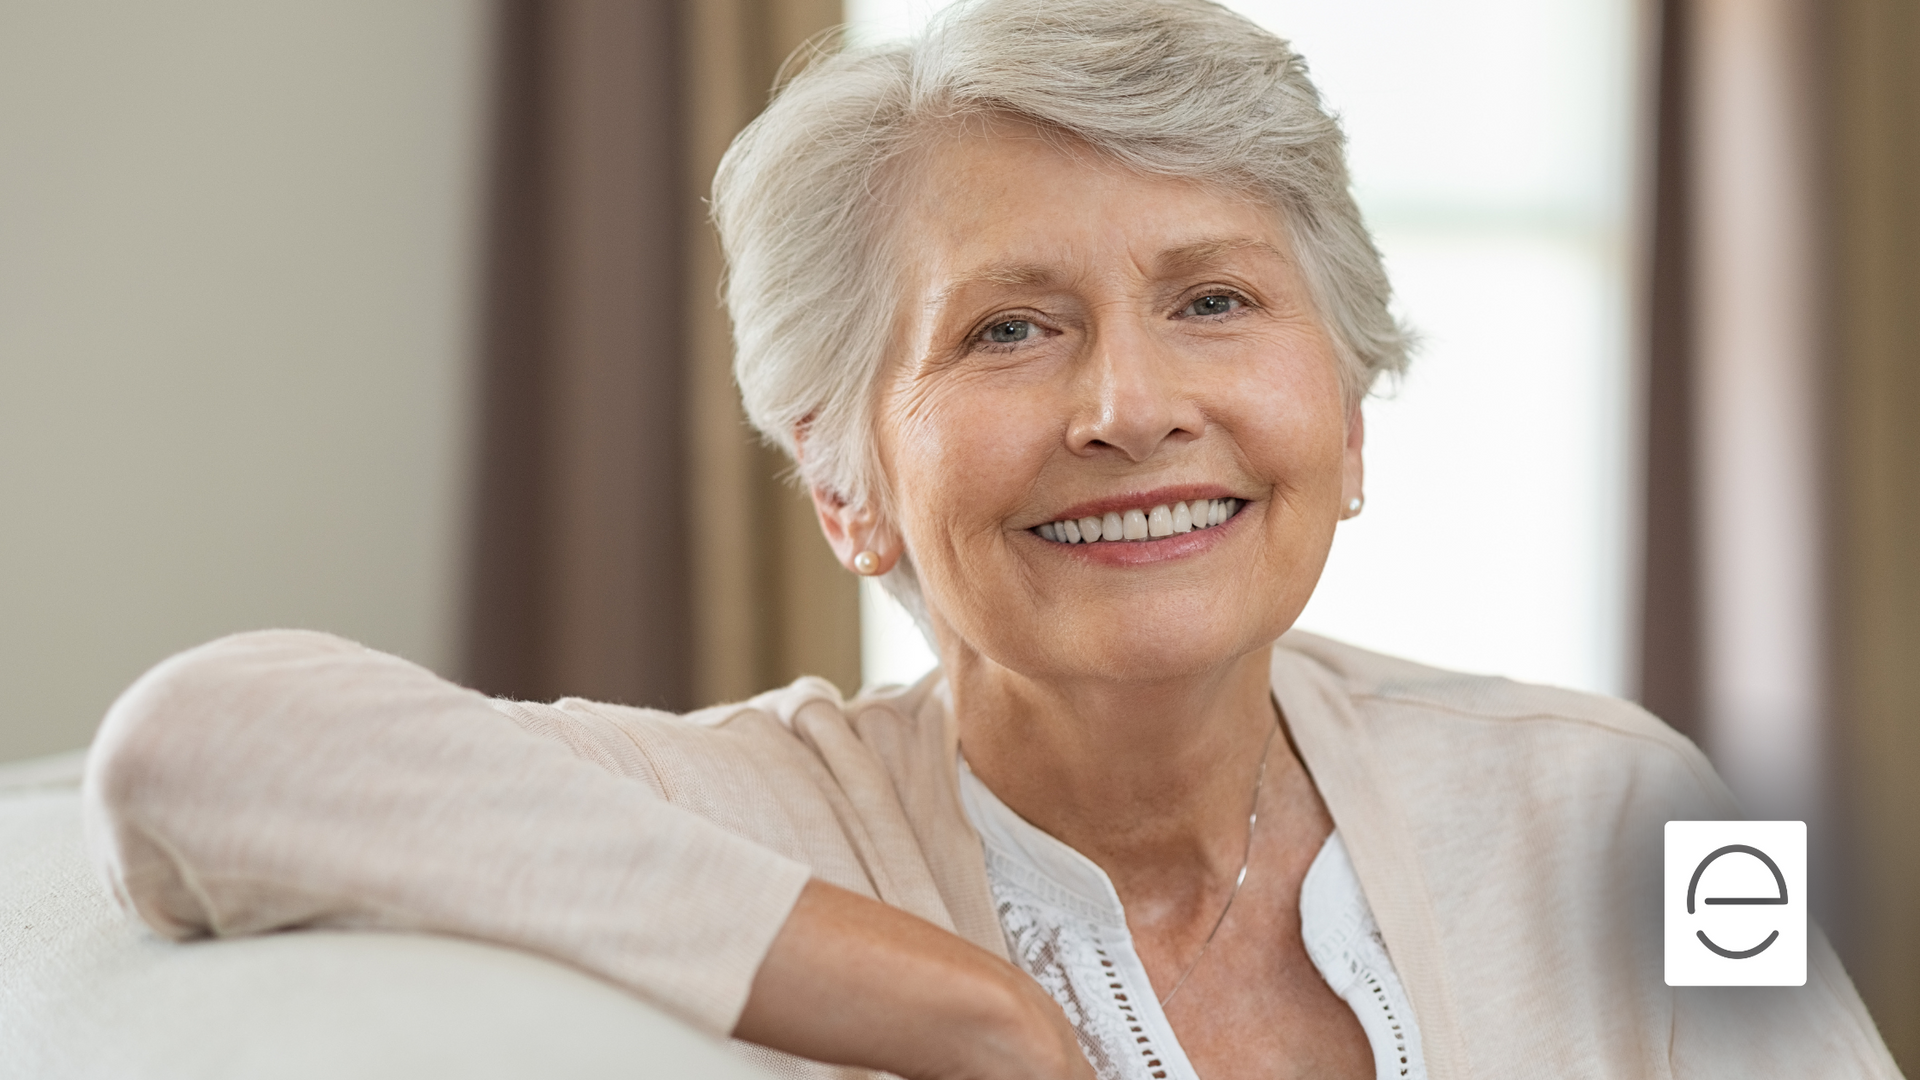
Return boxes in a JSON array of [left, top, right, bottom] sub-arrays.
[[957, 756, 1427, 1080]]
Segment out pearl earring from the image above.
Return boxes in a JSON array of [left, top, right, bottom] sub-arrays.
[[1344, 496, 1364, 519], [852, 551, 881, 576]]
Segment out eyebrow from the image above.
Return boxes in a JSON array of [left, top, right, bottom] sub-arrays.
[[929, 236, 1292, 311], [929, 263, 1058, 311], [1156, 237, 1293, 269]]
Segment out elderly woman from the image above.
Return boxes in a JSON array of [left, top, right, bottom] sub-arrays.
[[85, 2, 1896, 1078]]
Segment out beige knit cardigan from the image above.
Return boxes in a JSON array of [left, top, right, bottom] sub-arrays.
[[82, 629, 1900, 1079]]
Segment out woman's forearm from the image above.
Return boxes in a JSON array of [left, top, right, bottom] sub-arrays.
[[83, 630, 1092, 1076], [737, 879, 1093, 1080], [83, 629, 811, 1036]]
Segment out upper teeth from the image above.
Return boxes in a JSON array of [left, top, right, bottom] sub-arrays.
[[1035, 498, 1242, 544]]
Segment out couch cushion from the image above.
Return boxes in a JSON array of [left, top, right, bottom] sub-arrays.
[[0, 751, 773, 1079]]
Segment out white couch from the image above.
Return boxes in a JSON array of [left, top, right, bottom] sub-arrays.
[[0, 751, 774, 1079]]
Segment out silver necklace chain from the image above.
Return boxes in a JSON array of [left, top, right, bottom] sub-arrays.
[[1156, 720, 1278, 1008]]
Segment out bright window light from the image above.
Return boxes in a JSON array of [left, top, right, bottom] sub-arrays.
[[849, 0, 1639, 696], [861, 577, 940, 692]]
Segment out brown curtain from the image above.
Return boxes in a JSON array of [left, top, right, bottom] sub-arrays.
[[680, 0, 860, 707], [1645, 0, 1920, 1064], [1639, 0, 1704, 745], [1827, 0, 1920, 1064], [463, 0, 857, 714]]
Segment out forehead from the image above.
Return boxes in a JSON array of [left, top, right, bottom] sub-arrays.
[[887, 117, 1292, 291]]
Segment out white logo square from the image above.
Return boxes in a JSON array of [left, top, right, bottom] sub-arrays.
[[1665, 820, 1806, 986]]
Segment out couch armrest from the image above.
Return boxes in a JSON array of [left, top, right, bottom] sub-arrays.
[[0, 751, 774, 1080]]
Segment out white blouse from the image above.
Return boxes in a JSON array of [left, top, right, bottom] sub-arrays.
[[959, 763, 1428, 1080]]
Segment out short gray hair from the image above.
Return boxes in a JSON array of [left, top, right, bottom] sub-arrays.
[[712, 0, 1411, 617]]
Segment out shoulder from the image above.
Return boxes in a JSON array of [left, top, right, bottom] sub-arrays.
[[1275, 629, 1736, 819], [539, 668, 946, 751], [512, 668, 954, 809]]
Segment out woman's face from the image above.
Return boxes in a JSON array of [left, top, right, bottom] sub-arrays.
[[868, 119, 1362, 685]]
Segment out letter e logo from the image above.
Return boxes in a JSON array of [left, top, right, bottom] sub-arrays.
[[1665, 821, 1806, 986]]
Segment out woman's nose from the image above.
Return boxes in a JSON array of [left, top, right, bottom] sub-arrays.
[[1065, 319, 1203, 461]]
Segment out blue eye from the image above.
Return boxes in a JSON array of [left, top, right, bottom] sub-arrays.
[[1185, 293, 1240, 317], [983, 319, 1039, 344]]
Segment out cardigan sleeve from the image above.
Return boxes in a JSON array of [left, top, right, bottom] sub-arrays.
[[1669, 925, 1904, 1078], [80, 629, 814, 1037]]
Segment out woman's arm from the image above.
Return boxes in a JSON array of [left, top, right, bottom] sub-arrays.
[[82, 630, 813, 1036], [82, 630, 1090, 1079]]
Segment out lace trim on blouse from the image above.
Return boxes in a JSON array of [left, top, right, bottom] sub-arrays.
[[958, 762, 1428, 1080]]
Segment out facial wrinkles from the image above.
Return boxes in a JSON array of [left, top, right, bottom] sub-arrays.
[[880, 325, 1045, 574], [909, 275, 1303, 537], [908, 305, 1181, 544], [868, 124, 1354, 684], [882, 359, 1057, 651]]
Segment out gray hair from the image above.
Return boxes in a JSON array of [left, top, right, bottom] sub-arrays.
[[712, 0, 1412, 621]]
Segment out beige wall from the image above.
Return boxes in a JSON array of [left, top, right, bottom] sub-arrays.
[[0, 2, 490, 761]]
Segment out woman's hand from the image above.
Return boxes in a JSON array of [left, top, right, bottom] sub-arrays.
[[735, 880, 1094, 1080]]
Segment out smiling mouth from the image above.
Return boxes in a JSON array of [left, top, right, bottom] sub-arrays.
[[1034, 498, 1244, 544]]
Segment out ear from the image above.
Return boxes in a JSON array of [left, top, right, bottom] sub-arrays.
[[1340, 402, 1365, 516], [810, 485, 904, 575]]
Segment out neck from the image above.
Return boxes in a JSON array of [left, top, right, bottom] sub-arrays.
[[946, 640, 1286, 889]]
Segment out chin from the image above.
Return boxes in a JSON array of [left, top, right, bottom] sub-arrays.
[[1041, 621, 1274, 685]]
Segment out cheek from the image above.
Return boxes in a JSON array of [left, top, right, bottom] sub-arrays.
[[881, 375, 1057, 533], [1216, 342, 1350, 489]]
